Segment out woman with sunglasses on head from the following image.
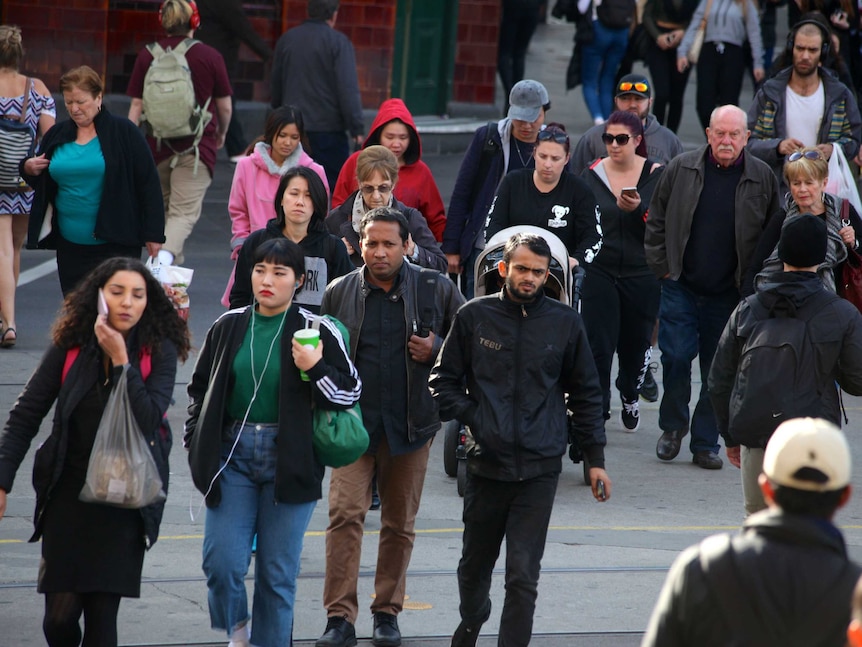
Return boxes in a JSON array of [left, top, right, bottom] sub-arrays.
[[187, 237, 361, 647], [227, 166, 352, 312], [325, 144, 447, 272], [745, 146, 862, 295], [580, 111, 664, 431], [485, 123, 603, 269]]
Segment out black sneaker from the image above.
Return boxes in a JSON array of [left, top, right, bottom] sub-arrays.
[[621, 397, 640, 431], [451, 620, 481, 647], [639, 363, 659, 402], [316, 616, 357, 647]]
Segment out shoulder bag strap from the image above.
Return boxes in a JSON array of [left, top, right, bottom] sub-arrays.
[[700, 0, 715, 29], [18, 77, 31, 124]]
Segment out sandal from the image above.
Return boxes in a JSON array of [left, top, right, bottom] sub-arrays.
[[1, 327, 16, 348]]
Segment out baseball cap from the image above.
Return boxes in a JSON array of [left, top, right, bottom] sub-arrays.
[[508, 80, 549, 122], [763, 418, 852, 492], [616, 74, 651, 99]]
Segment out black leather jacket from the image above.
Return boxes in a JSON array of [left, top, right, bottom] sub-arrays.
[[429, 289, 606, 481], [321, 262, 464, 443]]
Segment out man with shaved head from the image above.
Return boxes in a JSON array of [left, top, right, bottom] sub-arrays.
[[645, 105, 782, 471]]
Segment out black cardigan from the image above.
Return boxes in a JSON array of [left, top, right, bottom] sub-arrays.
[[22, 106, 165, 250]]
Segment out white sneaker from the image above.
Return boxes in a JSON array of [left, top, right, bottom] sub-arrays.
[[228, 623, 250, 647]]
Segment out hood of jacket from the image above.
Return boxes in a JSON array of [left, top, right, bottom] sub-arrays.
[[363, 98, 421, 165], [754, 270, 829, 315]]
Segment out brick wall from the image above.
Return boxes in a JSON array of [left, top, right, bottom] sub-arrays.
[[3, 0, 496, 111], [453, 0, 500, 104]]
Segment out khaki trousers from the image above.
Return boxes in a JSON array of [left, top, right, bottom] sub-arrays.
[[323, 435, 431, 622], [157, 154, 212, 264]]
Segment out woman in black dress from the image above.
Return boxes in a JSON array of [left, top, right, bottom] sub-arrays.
[[0, 257, 190, 647]]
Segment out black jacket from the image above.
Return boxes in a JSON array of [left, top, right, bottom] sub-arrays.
[[195, 0, 272, 77], [185, 305, 361, 507], [709, 271, 862, 446], [321, 262, 464, 444], [22, 107, 165, 250], [642, 509, 862, 647], [325, 192, 448, 273], [0, 336, 177, 549], [229, 219, 354, 312], [429, 289, 606, 480]]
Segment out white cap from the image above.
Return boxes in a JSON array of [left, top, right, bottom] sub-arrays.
[[763, 418, 851, 492]]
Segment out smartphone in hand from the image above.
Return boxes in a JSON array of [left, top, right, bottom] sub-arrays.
[[596, 479, 606, 501], [621, 187, 638, 198], [97, 289, 109, 316]]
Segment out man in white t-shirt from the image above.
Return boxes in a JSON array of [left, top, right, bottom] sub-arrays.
[[746, 18, 861, 201]]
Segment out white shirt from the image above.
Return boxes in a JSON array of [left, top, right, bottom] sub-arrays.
[[785, 82, 825, 146]]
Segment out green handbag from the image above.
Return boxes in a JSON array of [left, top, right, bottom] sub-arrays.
[[310, 315, 369, 467]]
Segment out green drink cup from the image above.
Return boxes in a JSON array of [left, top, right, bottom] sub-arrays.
[[293, 328, 320, 381]]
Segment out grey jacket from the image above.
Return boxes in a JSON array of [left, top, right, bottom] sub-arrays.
[[321, 263, 465, 443], [645, 145, 782, 289], [678, 0, 763, 65], [570, 114, 684, 175], [747, 67, 862, 196]]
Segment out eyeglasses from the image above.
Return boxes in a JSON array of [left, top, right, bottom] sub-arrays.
[[618, 82, 649, 93], [787, 150, 823, 162], [537, 129, 569, 145], [360, 183, 393, 196], [601, 133, 632, 145]]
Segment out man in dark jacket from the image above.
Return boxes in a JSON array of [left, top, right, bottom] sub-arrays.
[[442, 80, 550, 298], [708, 214, 862, 514], [270, 0, 364, 189], [645, 104, 782, 470], [195, 0, 272, 161], [317, 208, 463, 647], [642, 417, 861, 647], [429, 232, 610, 647]]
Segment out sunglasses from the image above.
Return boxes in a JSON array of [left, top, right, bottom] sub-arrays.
[[787, 150, 823, 162], [618, 82, 649, 93], [601, 133, 632, 145], [360, 183, 393, 195], [537, 129, 569, 145]]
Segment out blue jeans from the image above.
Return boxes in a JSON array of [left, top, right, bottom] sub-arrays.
[[580, 20, 629, 121], [202, 422, 316, 647], [657, 280, 739, 454]]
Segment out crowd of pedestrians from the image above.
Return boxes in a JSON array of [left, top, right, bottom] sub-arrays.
[[4, 0, 862, 645]]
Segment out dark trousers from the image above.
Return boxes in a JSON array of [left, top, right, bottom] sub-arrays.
[[645, 40, 691, 133], [225, 95, 248, 157], [695, 42, 746, 131], [56, 237, 141, 296], [307, 130, 350, 191], [498, 0, 543, 106], [458, 470, 559, 647], [581, 268, 661, 415]]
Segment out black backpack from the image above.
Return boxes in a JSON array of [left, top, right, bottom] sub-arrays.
[[596, 0, 636, 29], [728, 292, 834, 448]]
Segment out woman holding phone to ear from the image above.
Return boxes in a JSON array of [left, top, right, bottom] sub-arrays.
[[187, 237, 360, 647], [580, 110, 663, 433], [0, 257, 190, 647]]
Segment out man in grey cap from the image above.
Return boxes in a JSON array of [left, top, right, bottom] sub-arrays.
[[570, 73, 684, 175], [442, 79, 551, 298], [643, 417, 861, 647]]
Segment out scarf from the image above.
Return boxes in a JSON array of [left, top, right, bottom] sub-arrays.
[[351, 191, 395, 234], [255, 141, 305, 176]]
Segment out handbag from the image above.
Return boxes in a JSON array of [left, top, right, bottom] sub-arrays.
[[79, 365, 166, 509], [825, 145, 862, 216], [687, 0, 714, 64], [310, 315, 369, 467], [838, 199, 862, 313]]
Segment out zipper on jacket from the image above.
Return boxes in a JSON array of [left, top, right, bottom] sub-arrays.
[[513, 308, 524, 479], [521, 304, 527, 317]]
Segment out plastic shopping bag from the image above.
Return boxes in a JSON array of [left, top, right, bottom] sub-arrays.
[[79, 365, 166, 509], [825, 145, 862, 216], [145, 256, 194, 321]]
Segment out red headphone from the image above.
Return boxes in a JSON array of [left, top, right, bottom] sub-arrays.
[[159, 0, 201, 30]]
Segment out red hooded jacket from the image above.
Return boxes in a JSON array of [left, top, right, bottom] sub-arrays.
[[331, 98, 446, 241]]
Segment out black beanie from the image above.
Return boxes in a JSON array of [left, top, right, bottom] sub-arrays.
[[778, 213, 827, 268]]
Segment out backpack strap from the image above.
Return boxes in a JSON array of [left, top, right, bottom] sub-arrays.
[[469, 122, 502, 211], [416, 268, 440, 335], [61, 347, 81, 383], [17, 78, 31, 125], [145, 42, 165, 58], [61, 346, 152, 383]]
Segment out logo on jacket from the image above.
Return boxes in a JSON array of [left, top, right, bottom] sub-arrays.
[[479, 336, 502, 350], [548, 205, 569, 228]]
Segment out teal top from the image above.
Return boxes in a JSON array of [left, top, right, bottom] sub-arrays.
[[227, 311, 285, 423], [51, 137, 107, 245]]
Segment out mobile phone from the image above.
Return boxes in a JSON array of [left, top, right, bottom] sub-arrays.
[[621, 187, 638, 198], [596, 479, 606, 501], [97, 289, 109, 316]]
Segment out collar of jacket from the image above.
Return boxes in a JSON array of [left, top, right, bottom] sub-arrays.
[[497, 285, 546, 314], [359, 259, 411, 299]]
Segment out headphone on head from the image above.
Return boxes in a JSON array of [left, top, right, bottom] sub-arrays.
[[159, 0, 200, 30], [785, 18, 831, 61]]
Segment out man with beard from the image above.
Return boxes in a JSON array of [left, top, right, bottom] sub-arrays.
[[645, 105, 782, 470], [570, 73, 683, 174], [748, 18, 862, 201], [429, 232, 610, 647]]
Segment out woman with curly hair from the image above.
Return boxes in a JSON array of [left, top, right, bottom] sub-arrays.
[[0, 256, 190, 647]]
